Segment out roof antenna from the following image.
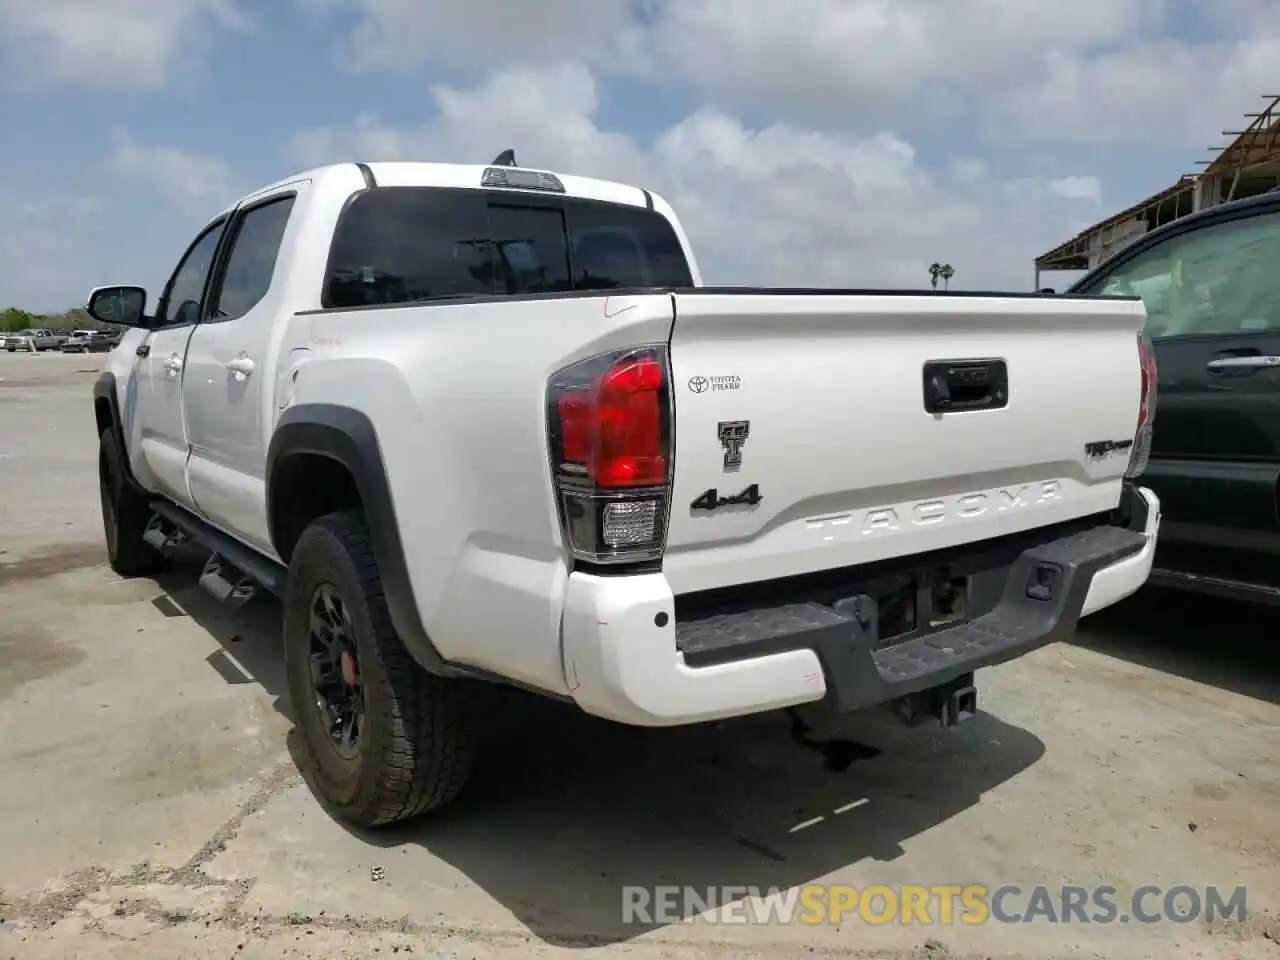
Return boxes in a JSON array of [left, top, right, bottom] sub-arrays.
[[491, 149, 517, 167]]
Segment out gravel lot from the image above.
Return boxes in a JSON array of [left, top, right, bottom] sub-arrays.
[[1, 351, 1278, 960]]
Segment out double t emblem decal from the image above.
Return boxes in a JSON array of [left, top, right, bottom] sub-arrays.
[[717, 420, 750, 469]]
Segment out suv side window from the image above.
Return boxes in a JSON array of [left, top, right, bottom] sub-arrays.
[[211, 195, 296, 320], [1087, 210, 1280, 338], [157, 220, 226, 327]]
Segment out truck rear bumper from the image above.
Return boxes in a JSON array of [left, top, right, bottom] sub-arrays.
[[562, 487, 1160, 727]]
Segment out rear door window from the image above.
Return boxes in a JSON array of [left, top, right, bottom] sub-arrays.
[[324, 188, 492, 307], [212, 195, 296, 320], [323, 186, 692, 308]]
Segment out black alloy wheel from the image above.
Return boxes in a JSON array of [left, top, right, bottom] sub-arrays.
[[308, 582, 366, 761]]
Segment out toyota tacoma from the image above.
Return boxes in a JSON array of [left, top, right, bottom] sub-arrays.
[[88, 154, 1161, 827]]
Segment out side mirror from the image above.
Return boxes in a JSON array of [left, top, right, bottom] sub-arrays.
[[1038, 287, 1056, 294], [87, 285, 148, 327]]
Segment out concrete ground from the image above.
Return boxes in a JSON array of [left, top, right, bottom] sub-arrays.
[[1, 351, 1277, 960]]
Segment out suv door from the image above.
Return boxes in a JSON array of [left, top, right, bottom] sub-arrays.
[[128, 218, 228, 511], [1075, 198, 1280, 587]]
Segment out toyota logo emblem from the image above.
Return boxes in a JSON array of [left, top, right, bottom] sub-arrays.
[[688, 376, 709, 393]]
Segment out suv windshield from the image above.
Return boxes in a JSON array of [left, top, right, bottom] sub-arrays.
[[323, 186, 693, 308]]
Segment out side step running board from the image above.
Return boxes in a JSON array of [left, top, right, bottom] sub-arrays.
[[199, 554, 259, 610], [142, 514, 189, 553], [147, 500, 288, 602]]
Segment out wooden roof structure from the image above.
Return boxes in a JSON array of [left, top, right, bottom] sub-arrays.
[[1034, 94, 1280, 275]]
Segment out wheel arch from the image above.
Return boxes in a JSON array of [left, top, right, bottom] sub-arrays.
[[267, 403, 450, 674], [92, 371, 139, 488]]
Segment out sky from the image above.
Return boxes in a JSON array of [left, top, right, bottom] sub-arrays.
[[0, 0, 1276, 312]]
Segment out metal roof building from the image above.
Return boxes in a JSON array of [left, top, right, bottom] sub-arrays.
[[1033, 94, 1280, 290]]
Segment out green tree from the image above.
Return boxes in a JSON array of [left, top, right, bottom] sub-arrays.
[[1, 307, 39, 332], [939, 263, 954, 290], [929, 262, 942, 290]]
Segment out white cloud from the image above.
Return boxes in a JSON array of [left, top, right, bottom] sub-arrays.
[[0, 185, 107, 310], [2, 0, 1271, 309], [287, 63, 1103, 290], [0, 0, 248, 89], [314, 0, 647, 73], [0, 137, 246, 311], [327, 0, 1275, 148], [1048, 176, 1103, 203], [107, 134, 247, 216], [996, 35, 1280, 145], [641, 0, 1160, 126]]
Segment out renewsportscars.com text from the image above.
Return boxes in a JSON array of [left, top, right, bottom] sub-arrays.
[[622, 884, 1248, 926]]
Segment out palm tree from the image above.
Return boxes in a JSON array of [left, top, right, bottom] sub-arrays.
[[929, 262, 942, 291], [940, 263, 954, 291]]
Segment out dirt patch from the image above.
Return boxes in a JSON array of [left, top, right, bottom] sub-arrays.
[[109, 700, 291, 803], [1205, 906, 1280, 942], [0, 542, 105, 588], [0, 624, 87, 700]]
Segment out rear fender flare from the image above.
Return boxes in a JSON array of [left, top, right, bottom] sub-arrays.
[[266, 403, 451, 675]]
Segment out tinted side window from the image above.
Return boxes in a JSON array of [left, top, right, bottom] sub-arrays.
[[567, 199, 693, 288], [160, 222, 226, 326], [1088, 210, 1280, 338], [325, 188, 491, 307], [214, 196, 296, 320]]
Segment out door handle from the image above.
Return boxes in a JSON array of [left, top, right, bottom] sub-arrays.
[[226, 356, 255, 379], [1206, 355, 1280, 374], [136, 343, 150, 357]]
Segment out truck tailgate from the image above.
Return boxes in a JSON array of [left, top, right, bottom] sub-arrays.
[[664, 291, 1147, 595]]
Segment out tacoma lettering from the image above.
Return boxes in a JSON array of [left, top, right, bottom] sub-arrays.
[[860, 482, 1063, 535]]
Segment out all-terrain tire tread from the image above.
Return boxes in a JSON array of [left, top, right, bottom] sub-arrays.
[[296, 511, 475, 827]]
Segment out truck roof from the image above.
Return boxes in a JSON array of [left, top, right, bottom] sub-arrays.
[[212, 160, 659, 226]]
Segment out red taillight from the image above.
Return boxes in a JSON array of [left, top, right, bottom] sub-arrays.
[[548, 346, 672, 564], [1127, 331, 1158, 478], [556, 352, 667, 489]]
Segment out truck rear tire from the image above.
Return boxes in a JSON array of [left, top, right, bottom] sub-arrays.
[[98, 427, 168, 577], [283, 511, 476, 827]]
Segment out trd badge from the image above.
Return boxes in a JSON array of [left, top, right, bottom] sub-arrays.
[[718, 420, 750, 469]]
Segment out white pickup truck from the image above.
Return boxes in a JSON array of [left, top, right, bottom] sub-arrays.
[[88, 155, 1161, 827], [3, 328, 65, 351]]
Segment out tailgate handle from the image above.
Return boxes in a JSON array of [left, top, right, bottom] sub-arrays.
[[923, 359, 1008, 414]]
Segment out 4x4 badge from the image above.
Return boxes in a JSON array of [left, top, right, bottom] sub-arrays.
[[718, 420, 749, 469]]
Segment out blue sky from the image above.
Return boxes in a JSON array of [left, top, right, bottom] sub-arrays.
[[0, 0, 1275, 311]]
